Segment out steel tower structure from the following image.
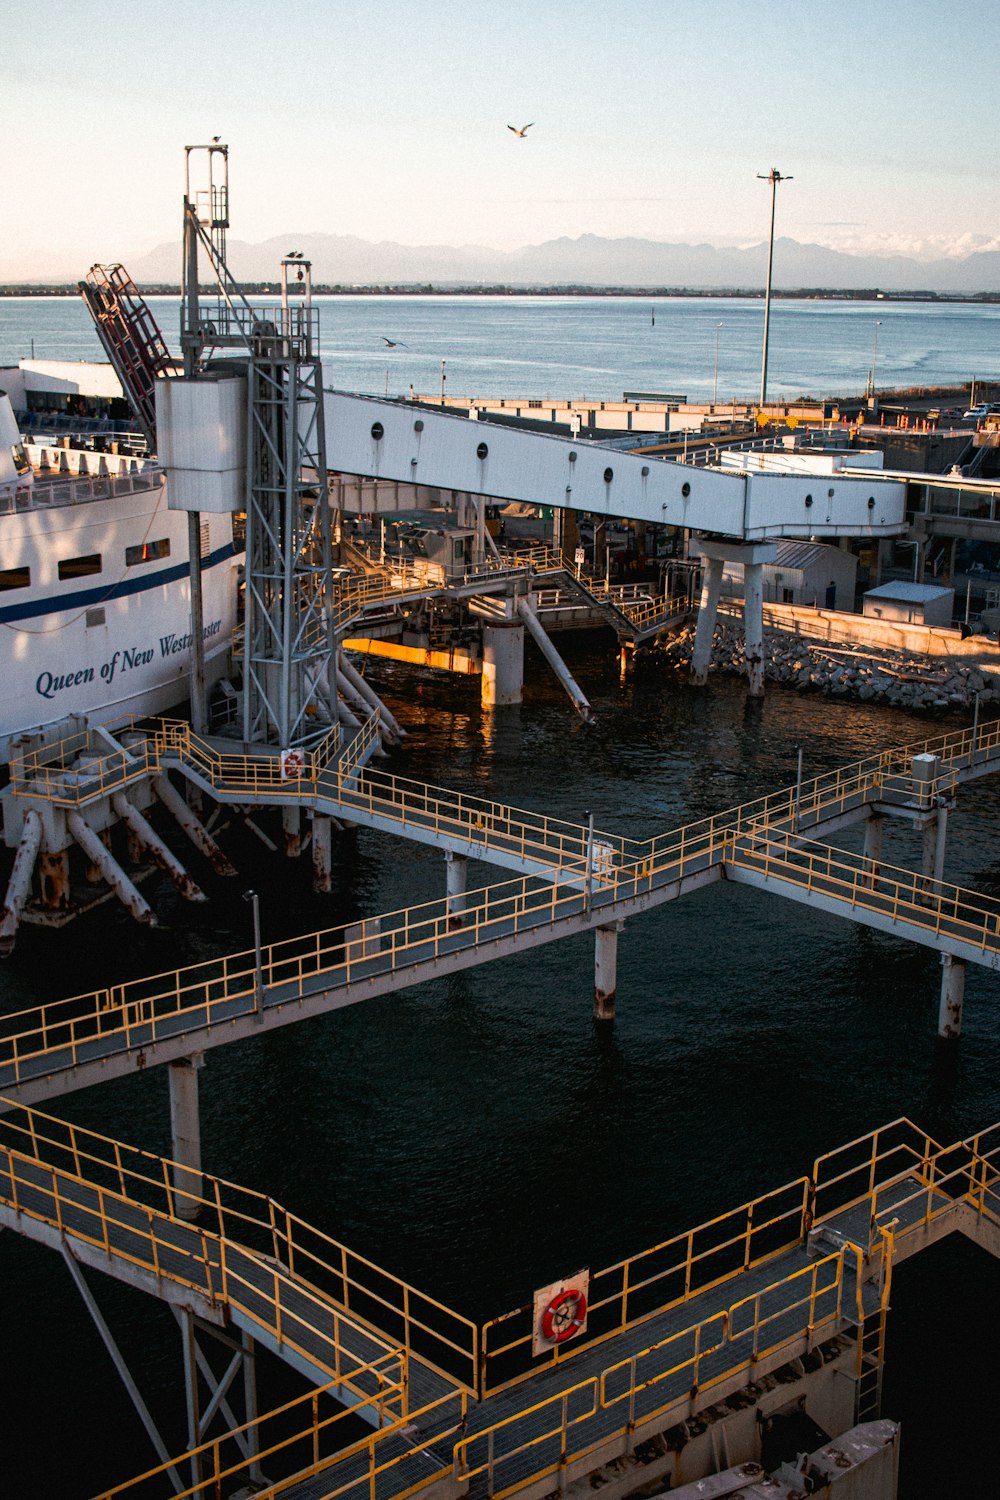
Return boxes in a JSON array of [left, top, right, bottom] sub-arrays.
[[180, 145, 336, 748]]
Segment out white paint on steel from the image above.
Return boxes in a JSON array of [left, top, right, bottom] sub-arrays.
[[322, 388, 907, 541]]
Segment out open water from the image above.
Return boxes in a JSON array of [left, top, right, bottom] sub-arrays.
[[1, 292, 998, 403], [1, 299, 999, 1495]]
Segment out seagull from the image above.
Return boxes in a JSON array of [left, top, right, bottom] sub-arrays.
[[382, 337, 408, 348], [507, 123, 534, 139]]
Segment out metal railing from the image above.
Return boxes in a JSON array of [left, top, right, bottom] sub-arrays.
[[94, 1382, 467, 1500], [7, 1093, 999, 1500], [0, 469, 162, 516], [728, 828, 1000, 958], [480, 1173, 810, 1396], [10, 726, 162, 802], [0, 1111, 410, 1415], [459, 1247, 855, 1500], [0, 1097, 478, 1397]]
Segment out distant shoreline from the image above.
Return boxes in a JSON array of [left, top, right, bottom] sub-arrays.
[[2, 284, 999, 303]]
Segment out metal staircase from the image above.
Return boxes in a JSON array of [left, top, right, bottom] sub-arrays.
[[78, 264, 174, 446]]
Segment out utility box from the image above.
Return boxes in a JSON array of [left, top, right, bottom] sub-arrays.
[[156, 374, 247, 512], [863, 581, 955, 626]]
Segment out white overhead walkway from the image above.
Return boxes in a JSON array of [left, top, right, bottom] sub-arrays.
[[322, 389, 908, 542]]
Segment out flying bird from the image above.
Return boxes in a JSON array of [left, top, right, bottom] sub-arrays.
[[507, 123, 534, 138], [286, 250, 303, 258], [382, 337, 408, 348], [211, 135, 221, 144]]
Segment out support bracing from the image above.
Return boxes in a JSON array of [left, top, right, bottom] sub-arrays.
[[153, 775, 237, 877], [67, 811, 155, 925], [61, 1245, 185, 1493], [0, 808, 42, 955]]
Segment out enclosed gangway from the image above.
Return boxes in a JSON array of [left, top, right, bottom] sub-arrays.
[[322, 390, 908, 543]]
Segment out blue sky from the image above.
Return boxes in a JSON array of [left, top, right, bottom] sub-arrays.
[[4, 0, 997, 276]]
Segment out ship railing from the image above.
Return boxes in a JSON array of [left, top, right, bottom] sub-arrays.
[[461, 1249, 851, 1498], [0, 1093, 478, 1398], [91, 1382, 467, 1500], [0, 1102, 413, 1411], [0, 469, 162, 515]]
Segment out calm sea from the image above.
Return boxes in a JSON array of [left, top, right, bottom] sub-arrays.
[[1, 301, 998, 1496], [1, 292, 998, 403]]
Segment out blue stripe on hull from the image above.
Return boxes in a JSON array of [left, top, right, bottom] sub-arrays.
[[0, 542, 240, 623]]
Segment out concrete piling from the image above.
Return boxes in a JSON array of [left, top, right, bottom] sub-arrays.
[[938, 954, 965, 1040]]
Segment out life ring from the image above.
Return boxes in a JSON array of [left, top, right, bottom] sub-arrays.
[[541, 1288, 588, 1344]]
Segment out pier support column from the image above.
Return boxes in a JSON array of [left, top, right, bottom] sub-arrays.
[[863, 814, 884, 884], [690, 558, 725, 686], [481, 622, 524, 708], [594, 921, 622, 1024], [282, 806, 302, 859], [938, 954, 965, 1040], [312, 813, 333, 893], [169, 1054, 204, 1221], [39, 849, 70, 911], [692, 540, 777, 690], [744, 562, 766, 698], [445, 851, 468, 929]]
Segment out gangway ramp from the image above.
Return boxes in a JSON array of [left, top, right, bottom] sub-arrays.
[[322, 390, 908, 543]]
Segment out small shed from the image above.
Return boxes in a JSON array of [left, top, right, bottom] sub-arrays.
[[862, 582, 955, 627], [722, 540, 858, 609]]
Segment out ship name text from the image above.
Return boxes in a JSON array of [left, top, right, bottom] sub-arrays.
[[35, 618, 223, 699]]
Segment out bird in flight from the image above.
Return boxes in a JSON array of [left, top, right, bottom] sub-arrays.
[[382, 337, 408, 348], [286, 250, 303, 258], [507, 123, 534, 139]]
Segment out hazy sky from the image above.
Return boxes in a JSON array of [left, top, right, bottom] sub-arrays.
[[5, 0, 997, 277]]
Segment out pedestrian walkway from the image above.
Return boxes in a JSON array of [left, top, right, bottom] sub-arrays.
[[5, 1103, 997, 1500], [5, 718, 1000, 1106]]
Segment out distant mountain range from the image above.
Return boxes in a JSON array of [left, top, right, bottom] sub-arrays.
[[113, 232, 1000, 294], [6, 234, 1000, 293]]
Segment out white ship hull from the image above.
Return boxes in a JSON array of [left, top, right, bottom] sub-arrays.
[[0, 439, 240, 753]]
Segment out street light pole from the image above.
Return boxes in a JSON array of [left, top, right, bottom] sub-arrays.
[[870, 319, 882, 410], [757, 168, 793, 408], [713, 321, 723, 407]]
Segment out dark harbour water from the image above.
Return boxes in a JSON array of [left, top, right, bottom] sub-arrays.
[[2, 637, 1000, 1497]]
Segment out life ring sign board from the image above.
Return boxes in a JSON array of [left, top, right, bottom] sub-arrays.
[[280, 748, 307, 780], [532, 1270, 590, 1357]]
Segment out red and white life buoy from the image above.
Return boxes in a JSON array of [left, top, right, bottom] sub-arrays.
[[541, 1287, 588, 1344]]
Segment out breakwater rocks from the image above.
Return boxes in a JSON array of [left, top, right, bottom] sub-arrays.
[[657, 624, 1000, 712]]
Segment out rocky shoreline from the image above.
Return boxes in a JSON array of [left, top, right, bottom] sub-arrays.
[[657, 622, 1000, 712]]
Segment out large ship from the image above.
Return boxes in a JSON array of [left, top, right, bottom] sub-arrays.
[[0, 380, 239, 755]]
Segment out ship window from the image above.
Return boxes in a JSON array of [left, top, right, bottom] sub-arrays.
[[58, 553, 102, 579], [0, 566, 30, 591], [125, 538, 170, 566], [10, 444, 30, 476], [86, 607, 106, 627]]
